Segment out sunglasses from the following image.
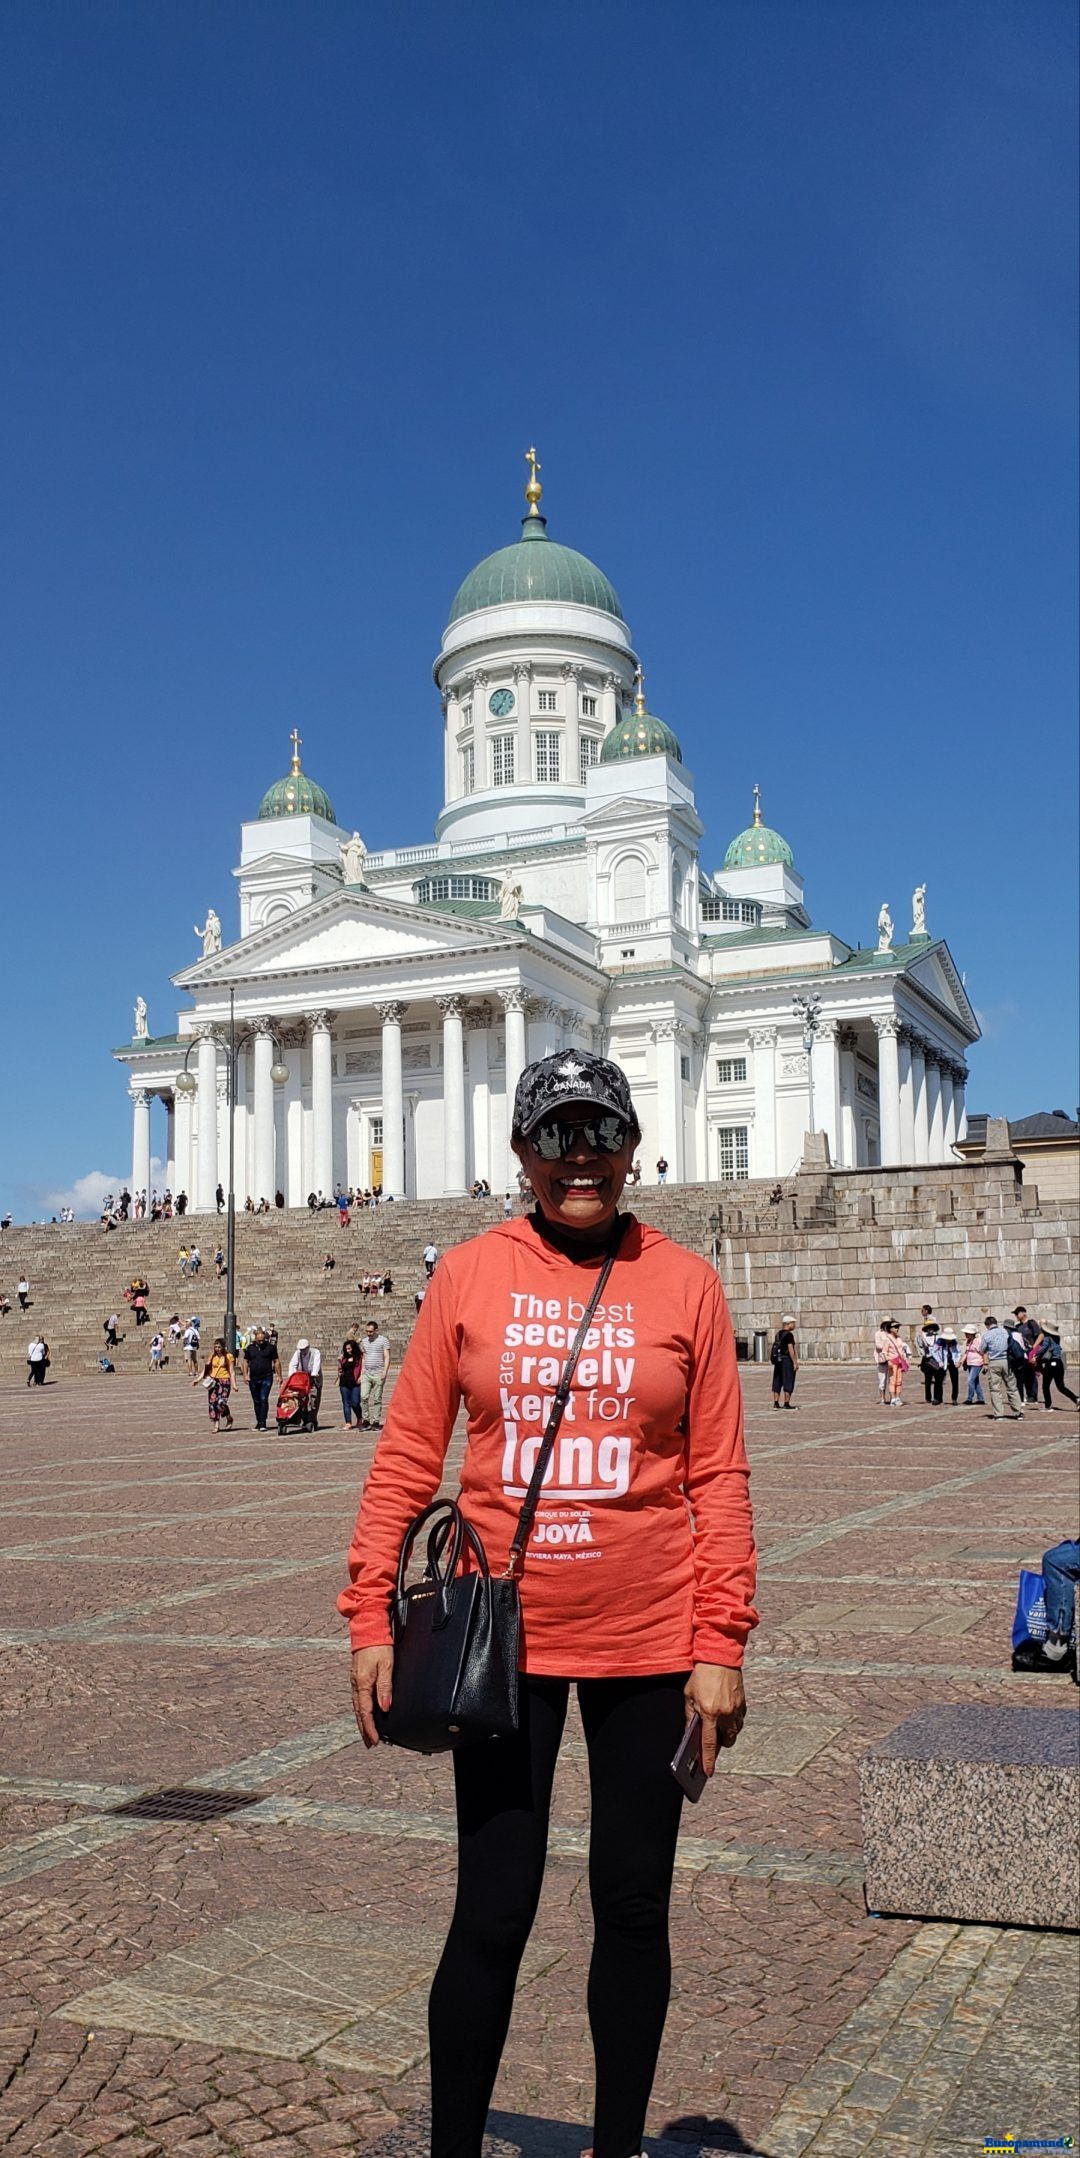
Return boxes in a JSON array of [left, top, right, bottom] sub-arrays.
[[527, 1114, 630, 1160]]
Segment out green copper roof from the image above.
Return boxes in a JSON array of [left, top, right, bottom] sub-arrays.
[[258, 770, 336, 823], [449, 514, 625, 624], [722, 791, 792, 870], [600, 706, 683, 764]]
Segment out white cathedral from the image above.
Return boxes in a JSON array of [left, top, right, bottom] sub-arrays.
[[117, 453, 979, 1210]]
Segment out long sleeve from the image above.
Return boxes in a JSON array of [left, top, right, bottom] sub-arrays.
[[683, 1275, 758, 1668], [337, 1255, 463, 1650]]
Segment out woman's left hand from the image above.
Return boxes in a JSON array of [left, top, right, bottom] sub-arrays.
[[684, 1663, 746, 1776]]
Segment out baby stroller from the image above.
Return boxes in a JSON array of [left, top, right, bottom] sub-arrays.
[[275, 1369, 316, 1434]]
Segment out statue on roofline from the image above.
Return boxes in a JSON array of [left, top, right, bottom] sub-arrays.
[[912, 883, 927, 937], [133, 996, 148, 1040], [194, 907, 222, 957], [499, 868, 524, 921], [340, 832, 367, 885], [876, 902, 894, 953]]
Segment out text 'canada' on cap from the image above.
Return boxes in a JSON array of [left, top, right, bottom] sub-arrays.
[[512, 1052, 641, 1143]]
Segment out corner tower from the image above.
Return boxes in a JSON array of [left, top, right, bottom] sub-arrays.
[[433, 450, 638, 844]]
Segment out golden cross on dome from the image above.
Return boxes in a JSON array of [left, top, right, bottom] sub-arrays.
[[290, 728, 303, 774], [524, 445, 543, 516], [753, 782, 763, 827], [634, 663, 647, 718]]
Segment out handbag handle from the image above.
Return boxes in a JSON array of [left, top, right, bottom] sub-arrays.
[[504, 1214, 629, 1581], [397, 1498, 491, 1627]]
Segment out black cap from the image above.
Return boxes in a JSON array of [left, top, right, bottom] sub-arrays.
[[512, 1052, 641, 1142]]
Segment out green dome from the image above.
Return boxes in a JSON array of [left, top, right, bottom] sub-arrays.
[[722, 791, 792, 869], [258, 747, 336, 824], [600, 706, 683, 764], [449, 515, 624, 624]]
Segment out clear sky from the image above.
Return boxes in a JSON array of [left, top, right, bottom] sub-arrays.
[[1, 0, 1076, 1216]]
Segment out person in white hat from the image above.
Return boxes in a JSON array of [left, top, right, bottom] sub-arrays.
[[1034, 1318, 1078, 1411], [770, 1314, 799, 1408], [961, 1324, 986, 1406], [287, 1338, 323, 1425], [937, 1328, 961, 1404]]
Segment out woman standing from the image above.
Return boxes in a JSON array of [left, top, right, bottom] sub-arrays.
[[961, 1324, 985, 1405], [200, 1336, 235, 1430], [885, 1320, 909, 1405], [873, 1317, 895, 1407], [338, 1337, 364, 1429], [770, 1313, 799, 1409], [341, 1053, 757, 2158], [938, 1329, 961, 1404]]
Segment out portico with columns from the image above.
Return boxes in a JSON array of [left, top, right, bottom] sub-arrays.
[[115, 453, 978, 1202]]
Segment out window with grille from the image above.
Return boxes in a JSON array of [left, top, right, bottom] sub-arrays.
[[461, 743, 475, 795], [491, 734, 515, 787], [579, 734, 600, 784], [535, 731, 561, 783], [371, 1118, 383, 1147], [700, 895, 762, 925], [415, 874, 500, 904], [718, 1125, 749, 1181], [537, 689, 558, 713], [581, 693, 598, 718], [716, 1057, 748, 1084], [460, 704, 472, 729]]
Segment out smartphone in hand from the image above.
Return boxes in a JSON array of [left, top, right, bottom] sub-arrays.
[[670, 1712, 708, 1803]]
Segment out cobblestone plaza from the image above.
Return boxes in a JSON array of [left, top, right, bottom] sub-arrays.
[[1, 1368, 1076, 2157]]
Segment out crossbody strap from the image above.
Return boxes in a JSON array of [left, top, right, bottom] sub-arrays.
[[504, 1214, 628, 1580]]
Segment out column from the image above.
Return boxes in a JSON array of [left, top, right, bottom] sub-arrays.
[[910, 1035, 930, 1163], [811, 1020, 842, 1165], [165, 1097, 176, 1192], [873, 1014, 903, 1166], [500, 987, 528, 1184], [307, 1011, 335, 1197], [749, 1027, 778, 1179], [438, 994, 468, 1196], [443, 688, 458, 805], [925, 1050, 944, 1162], [563, 664, 580, 790], [467, 1007, 491, 1189], [939, 1063, 957, 1157], [601, 670, 619, 746], [513, 665, 531, 785], [838, 1027, 858, 1169], [898, 1026, 916, 1165], [693, 1031, 709, 1185], [195, 1026, 219, 1210], [376, 1001, 407, 1199], [131, 1088, 151, 1205], [652, 1021, 686, 1182], [253, 1019, 276, 1204], [173, 1081, 193, 1206], [954, 1066, 969, 1146]]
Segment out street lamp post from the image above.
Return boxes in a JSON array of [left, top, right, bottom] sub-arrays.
[[792, 993, 822, 1137], [174, 994, 288, 1355], [708, 1210, 720, 1271]]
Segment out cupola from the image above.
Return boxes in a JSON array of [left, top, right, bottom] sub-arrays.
[[258, 730, 336, 824], [600, 665, 683, 764], [722, 785, 793, 869]]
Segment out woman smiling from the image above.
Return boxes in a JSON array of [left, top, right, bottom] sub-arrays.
[[340, 1051, 757, 2158]]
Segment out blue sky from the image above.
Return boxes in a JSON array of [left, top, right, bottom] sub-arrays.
[[1, 0, 1076, 1215]]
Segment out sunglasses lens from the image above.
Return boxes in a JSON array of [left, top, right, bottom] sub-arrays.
[[530, 1116, 629, 1158]]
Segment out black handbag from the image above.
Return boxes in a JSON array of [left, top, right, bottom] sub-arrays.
[[373, 1218, 627, 1753]]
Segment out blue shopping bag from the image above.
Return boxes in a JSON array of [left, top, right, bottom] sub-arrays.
[[1012, 1568, 1048, 1648]]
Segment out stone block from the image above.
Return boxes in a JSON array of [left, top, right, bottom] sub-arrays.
[[859, 1704, 1080, 1931]]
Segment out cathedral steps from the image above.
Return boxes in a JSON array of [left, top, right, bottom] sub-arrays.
[[1, 1157, 1074, 1379]]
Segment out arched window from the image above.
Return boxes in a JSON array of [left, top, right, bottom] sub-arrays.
[[613, 853, 647, 921]]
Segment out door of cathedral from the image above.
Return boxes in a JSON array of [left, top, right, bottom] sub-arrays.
[[370, 1147, 383, 1190]]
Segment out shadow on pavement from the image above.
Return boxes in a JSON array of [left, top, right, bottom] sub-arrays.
[[361, 2111, 766, 2156]]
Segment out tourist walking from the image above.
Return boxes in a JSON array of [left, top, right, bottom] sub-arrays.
[[938, 1329, 961, 1403], [214, 1247, 226, 1281], [656, 1155, 669, 1183], [287, 1338, 323, 1427], [17, 1277, 29, 1312], [243, 1328, 281, 1431], [1011, 1307, 1042, 1408], [182, 1319, 201, 1375], [1036, 1319, 1079, 1411], [884, 1320, 909, 1404], [148, 1330, 166, 1372], [961, 1324, 985, 1404], [423, 1240, 438, 1280], [26, 1334, 49, 1386], [916, 1317, 943, 1403], [342, 1051, 756, 2158], [178, 1245, 189, 1276], [873, 1318, 894, 1406], [199, 1337, 235, 1429], [104, 1314, 121, 1349], [980, 1318, 1025, 1420], [188, 1245, 201, 1276], [359, 1320, 391, 1428], [770, 1314, 798, 1408], [337, 1337, 364, 1429]]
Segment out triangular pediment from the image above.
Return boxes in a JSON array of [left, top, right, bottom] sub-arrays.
[[173, 888, 523, 986], [580, 796, 664, 828], [902, 941, 979, 1037]]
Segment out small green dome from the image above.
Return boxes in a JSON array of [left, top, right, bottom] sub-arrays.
[[722, 789, 792, 869], [258, 736, 336, 823], [600, 707, 683, 765], [449, 515, 624, 624]]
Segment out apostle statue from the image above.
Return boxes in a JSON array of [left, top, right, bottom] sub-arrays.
[[133, 996, 148, 1040], [340, 831, 367, 884], [876, 902, 894, 953], [194, 907, 222, 957], [911, 883, 927, 937], [499, 867, 524, 921]]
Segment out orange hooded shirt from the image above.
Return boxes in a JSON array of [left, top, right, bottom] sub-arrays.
[[338, 1213, 758, 1677]]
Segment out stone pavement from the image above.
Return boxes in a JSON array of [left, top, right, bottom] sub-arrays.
[[0, 1366, 1076, 2157]]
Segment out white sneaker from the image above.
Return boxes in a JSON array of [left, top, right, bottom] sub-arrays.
[[1043, 1635, 1069, 1663]]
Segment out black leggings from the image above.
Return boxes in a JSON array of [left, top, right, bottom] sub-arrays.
[[1042, 1361, 1079, 1408], [428, 1671, 687, 2158]]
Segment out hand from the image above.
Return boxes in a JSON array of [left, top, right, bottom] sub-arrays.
[[350, 1646, 394, 1749], [684, 1663, 746, 1777]]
